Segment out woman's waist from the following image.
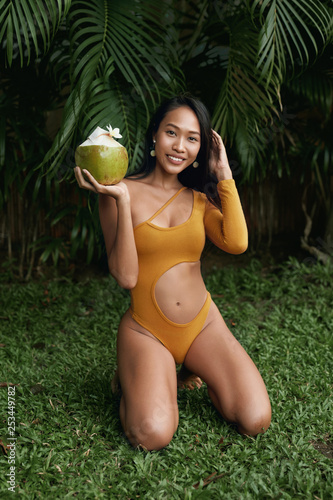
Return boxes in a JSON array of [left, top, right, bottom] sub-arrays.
[[132, 259, 203, 290], [131, 261, 208, 325]]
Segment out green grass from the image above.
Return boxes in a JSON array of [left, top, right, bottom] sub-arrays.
[[0, 257, 332, 499]]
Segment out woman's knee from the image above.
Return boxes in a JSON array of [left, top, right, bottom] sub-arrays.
[[125, 416, 177, 451], [121, 396, 179, 451], [237, 402, 272, 437], [208, 386, 271, 437]]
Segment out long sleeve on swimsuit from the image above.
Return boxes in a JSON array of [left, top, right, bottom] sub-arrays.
[[204, 179, 248, 254]]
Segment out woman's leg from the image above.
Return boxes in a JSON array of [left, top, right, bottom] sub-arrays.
[[184, 301, 271, 436], [117, 311, 179, 451]]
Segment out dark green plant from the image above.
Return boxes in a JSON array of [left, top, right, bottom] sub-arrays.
[[175, 0, 332, 175], [0, 54, 64, 278], [0, 0, 184, 276], [0, 0, 332, 271], [41, 0, 184, 174], [175, 0, 333, 255]]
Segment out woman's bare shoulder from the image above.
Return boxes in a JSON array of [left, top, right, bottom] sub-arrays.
[[123, 175, 150, 194], [122, 177, 157, 213]]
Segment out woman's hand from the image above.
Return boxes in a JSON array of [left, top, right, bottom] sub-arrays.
[[209, 130, 233, 181], [74, 167, 129, 202]]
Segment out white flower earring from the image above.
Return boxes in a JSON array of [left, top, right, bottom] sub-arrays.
[[193, 160, 199, 168], [150, 139, 156, 157]]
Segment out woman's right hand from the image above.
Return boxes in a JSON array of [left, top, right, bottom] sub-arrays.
[[74, 167, 129, 202]]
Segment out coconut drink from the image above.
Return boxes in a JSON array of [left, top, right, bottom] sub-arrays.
[[75, 125, 128, 185]]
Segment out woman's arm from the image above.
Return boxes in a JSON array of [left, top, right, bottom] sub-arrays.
[[204, 131, 248, 254], [74, 167, 139, 289], [99, 192, 138, 289], [204, 180, 248, 254]]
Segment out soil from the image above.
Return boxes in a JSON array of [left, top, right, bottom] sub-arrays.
[[311, 435, 333, 459]]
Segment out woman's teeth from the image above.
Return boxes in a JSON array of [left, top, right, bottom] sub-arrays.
[[168, 155, 183, 162]]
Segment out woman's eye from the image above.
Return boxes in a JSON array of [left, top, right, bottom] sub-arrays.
[[166, 130, 198, 142]]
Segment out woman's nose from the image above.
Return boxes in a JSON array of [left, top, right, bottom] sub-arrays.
[[173, 136, 185, 152]]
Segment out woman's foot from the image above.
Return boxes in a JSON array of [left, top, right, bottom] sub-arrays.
[[177, 365, 203, 390]]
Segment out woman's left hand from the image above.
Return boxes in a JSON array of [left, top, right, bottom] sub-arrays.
[[209, 130, 233, 181]]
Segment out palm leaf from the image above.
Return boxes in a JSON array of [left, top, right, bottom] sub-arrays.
[[286, 44, 333, 114], [0, 0, 72, 66], [174, 3, 281, 176], [176, 0, 210, 64], [211, 16, 278, 161], [79, 76, 146, 167], [249, 0, 332, 85], [69, 0, 180, 109], [40, 0, 184, 174]]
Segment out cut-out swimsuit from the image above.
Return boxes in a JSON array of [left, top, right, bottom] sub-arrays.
[[129, 179, 248, 364]]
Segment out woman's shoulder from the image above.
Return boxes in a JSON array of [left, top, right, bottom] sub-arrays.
[[123, 175, 148, 192], [122, 175, 158, 204], [192, 187, 208, 203]]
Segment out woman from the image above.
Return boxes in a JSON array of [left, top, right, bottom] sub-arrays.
[[74, 95, 271, 451]]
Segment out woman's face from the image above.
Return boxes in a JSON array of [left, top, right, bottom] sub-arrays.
[[153, 106, 201, 176]]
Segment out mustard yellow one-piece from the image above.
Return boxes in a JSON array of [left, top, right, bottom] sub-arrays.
[[129, 179, 248, 364]]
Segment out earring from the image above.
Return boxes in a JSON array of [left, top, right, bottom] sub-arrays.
[[193, 161, 199, 168], [150, 139, 156, 157]]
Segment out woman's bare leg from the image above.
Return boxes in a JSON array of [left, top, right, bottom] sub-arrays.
[[117, 311, 179, 451], [184, 301, 271, 436]]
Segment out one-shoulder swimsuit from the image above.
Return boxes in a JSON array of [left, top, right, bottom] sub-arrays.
[[129, 180, 248, 364]]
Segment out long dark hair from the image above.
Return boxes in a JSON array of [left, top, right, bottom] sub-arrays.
[[127, 94, 219, 203]]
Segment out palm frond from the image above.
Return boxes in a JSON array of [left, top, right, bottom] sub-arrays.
[[175, 0, 210, 64], [79, 75, 147, 173], [286, 44, 333, 115], [0, 0, 72, 66], [211, 16, 279, 157], [249, 0, 332, 85], [41, 0, 184, 174], [69, 0, 181, 109]]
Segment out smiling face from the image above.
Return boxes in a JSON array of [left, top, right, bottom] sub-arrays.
[[153, 106, 201, 176]]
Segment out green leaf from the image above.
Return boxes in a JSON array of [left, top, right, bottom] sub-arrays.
[[0, 0, 71, 66], [254, 0, 332, 85], [38, 0, 183, 174]]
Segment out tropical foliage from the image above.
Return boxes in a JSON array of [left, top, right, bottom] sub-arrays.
[[0, 0, 332, 276]]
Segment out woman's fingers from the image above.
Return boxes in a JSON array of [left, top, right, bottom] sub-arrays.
[[212, 130, 226, 154], [209, 130, 232, 179], [74, 167, 98, 193], [211, 130, 228, 162], [74, 167, 130, 201]]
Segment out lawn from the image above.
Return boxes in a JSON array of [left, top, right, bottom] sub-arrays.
[[0, 257, 332, 499]]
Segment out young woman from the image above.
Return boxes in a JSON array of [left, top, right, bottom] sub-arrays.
[[74, 95, 271, 451]]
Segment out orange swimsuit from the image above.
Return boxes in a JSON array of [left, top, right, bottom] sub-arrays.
[[129, 179, 248, 364]]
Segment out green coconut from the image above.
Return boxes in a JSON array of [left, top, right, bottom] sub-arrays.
[[75, 126, 128, 185]]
